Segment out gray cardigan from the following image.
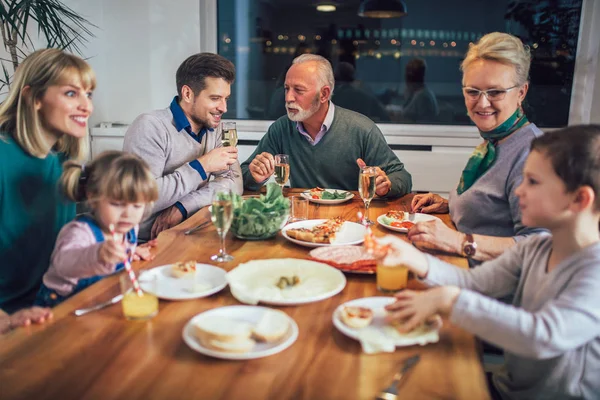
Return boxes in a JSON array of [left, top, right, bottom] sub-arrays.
[[123, 108, 243, 240], [425, 234, 600, 399]]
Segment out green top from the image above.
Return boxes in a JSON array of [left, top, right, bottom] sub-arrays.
[[0, 135, 75, 312], [241, 106, 412, 198]]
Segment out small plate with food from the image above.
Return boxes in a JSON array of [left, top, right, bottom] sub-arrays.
[[377, 210, 442, 233], [138, 262, 227, 301], [332, 297, 441, 347], [182, 306, 299, 360], [227, 258, 346, 306], [282, 218, 366, 248], [301, 187, 354, 205], [309, 246, 376, 274]]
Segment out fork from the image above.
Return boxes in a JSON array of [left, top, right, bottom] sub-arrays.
[[184, 220, 211, 235], [376, 354, 420, 400], [73, 294, 124, 316]]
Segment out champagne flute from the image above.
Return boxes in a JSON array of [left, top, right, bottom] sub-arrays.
[[358, 166, 377, 225], [210, 189, 234, 262], [274, 154, 290, 189], [221, 121, 238, 177]]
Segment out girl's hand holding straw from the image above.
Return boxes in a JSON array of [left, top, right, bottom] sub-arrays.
[[110, 224, 144, 297]]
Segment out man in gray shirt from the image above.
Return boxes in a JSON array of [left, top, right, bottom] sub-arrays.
[[124, 53, 242, 240]]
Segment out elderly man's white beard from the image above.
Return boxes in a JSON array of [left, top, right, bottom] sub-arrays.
[[286, 96, 321, 122]]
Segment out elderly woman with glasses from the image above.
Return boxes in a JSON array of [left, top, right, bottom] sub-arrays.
[[409, 32, 546, 266]]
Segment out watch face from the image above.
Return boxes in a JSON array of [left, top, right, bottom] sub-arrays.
[[464, 243, 476, 257]]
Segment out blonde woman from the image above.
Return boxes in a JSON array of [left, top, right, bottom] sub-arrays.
[[35, 151, 158, 307], [0, 49, 94, 324], [409, 33, 546, 265]]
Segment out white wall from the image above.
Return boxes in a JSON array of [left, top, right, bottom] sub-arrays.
[[593, 61, 600, 124], [63, 0, 201, 126]]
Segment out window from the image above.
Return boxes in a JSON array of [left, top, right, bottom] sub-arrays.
[[213, 0, 584, 128]]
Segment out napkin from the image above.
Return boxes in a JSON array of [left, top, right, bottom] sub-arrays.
[[228, 283, 260, 305], [357, 326, 396, 354]]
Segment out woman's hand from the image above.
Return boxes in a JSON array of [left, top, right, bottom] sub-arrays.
[[407, 219, 464, 255], [133, 239, 157, 261], [411, 193, 449, 214], [384, 287, 460, 333], [1, 307, 53, 334], [375, 235, 430, 278]]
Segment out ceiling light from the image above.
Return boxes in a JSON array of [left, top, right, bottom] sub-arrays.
[[358, 0, 408, 18], [317, 4, 336, 12]]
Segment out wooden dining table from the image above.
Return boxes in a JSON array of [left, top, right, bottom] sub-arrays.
[[0, 190, 490, 400]]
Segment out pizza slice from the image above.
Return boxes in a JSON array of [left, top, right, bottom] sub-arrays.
[[286, 217, 345, 244]]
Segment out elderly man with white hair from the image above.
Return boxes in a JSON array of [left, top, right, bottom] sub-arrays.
[[241, 54, 412, 198]]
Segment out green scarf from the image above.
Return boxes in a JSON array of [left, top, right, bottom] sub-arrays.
[[456, 108, 529, 195]]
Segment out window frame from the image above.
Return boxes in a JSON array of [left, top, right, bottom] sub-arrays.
[[200, 0, 599, 138]]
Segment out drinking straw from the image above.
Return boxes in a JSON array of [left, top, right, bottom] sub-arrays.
[[110, 224, 143, 297]]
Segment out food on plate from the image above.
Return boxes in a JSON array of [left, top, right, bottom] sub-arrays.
[[309, 246, 376, 273], [390, 221, 415, 229], [386, 210, 406, 220], [340, 306, 373, 329], [286, 217, 344, 244], [389, 314, 443, 333], [171, 261, 197, 278], [252, 310, 290, 342], [309, 187, 348, 200], [275, 275, 300, 289], [203, 337, 257, 353], [193, 315, 253, 343]]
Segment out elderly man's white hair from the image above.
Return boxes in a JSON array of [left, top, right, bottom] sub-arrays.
[[291, 54, 335, 98]]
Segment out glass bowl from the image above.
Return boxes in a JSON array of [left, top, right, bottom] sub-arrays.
[[230, 208, 290, 240]]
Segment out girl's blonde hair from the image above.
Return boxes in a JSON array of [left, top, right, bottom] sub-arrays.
[[0, 48, 96, 159], [61, 151, 158, 206], [461, 32, 531, 86]]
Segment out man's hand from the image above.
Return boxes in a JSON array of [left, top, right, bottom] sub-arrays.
[[98, 239, 127, 264], [356, 158, 391, 197], [248, 152, 275, 183], [198, 147, 238, 174], [151, 206, 184, 239], [411, 193, 449, 214]]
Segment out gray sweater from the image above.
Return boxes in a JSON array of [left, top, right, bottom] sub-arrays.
[[425, 234, 600, 399], [123, 108, 243, 240], [241, 106, 412, 198]]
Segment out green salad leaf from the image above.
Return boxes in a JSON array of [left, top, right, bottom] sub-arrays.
[[321, 190, 348, 200], [230, 183, 290, 238]]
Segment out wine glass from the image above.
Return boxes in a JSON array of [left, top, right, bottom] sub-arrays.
[[221, 121, 238, 177], [358, 166, 377, 226], [274, 154, 290, 189], [210, 189, 234, 262]]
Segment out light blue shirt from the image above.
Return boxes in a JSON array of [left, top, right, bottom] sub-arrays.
[[296, 102, 335, 146]]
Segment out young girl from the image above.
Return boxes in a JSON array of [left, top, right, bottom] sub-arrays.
[[0, 48, 94, 326], [35, 151, 159, 307], [379, 125, 600, 399]]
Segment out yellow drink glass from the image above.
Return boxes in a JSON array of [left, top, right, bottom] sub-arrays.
[[120, 272, 158, 320], [376, 263, 409, 294]]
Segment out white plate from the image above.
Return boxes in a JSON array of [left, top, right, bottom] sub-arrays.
[[182, 306, 299, 360], [301, 189, 354, 205], [227, 258, 346, 306], [281, 219, 366, 248], [138, 264, 227, 300], [377, 213, 443, 233], [332, 297, 441, 347]]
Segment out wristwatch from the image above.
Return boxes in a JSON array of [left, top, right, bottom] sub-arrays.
[[462, 233, 477, 258]]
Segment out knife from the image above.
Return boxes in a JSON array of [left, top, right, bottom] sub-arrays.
[[376, 354, 420, 400], [184, 220, 211, 235], [73, 294, 124, 316]]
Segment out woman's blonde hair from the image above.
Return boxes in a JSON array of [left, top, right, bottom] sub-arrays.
[[0, 48, 96, 159], [61, 151, 158, 207], [461, 32, 531, 86]]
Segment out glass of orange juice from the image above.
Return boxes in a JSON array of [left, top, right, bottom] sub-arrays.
[[120, 271, 159, 320], [376, 261, 409, 294]]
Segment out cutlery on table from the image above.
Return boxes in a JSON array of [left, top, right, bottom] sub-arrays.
[[73, 294, 124, 316], [184, 220, 211, 235], [408, 212, 416, 221], [375, 354, 420, 400]]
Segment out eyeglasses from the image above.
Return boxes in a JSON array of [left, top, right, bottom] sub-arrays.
[[462, 86, 519, 102]]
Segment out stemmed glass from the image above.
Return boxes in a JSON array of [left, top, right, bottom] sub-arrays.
[[210, 189, 234, 262], [221, 121, 238, 177], [274, 154, 290, 189], [358, 166, 377, 225]]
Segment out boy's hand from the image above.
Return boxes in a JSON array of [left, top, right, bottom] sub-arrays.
[[376, 235, 430, 278], [384, 286, 460, 332]]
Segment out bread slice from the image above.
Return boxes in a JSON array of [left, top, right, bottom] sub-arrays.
[[252, 310, 290, 342], [340, 306, 373, 329], [192, 316, 253, 344], [202, 337, 256, 353]]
